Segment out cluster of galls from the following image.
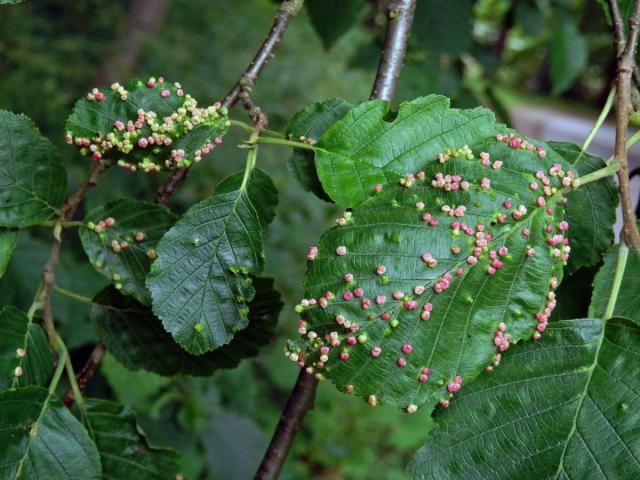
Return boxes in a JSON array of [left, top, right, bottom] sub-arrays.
[[291, 136, 574, 412], [13, 348, 27, 379], [86, 217, 156, 269], [66, 77, 229, 173]]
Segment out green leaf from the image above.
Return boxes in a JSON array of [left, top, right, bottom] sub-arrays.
[[550, 20, 588, 95], [147, 169, 278, 354], [94, 277, 282, 376], [0, 110, 66, 227], [409, 318, 640, 479], [312, 95, 499, 206], [84, 398, 181, 479], [306, 0, 366, 49], [79, 199, 177, 304], [548, 142, 617, 273], [0, 306, 51, 391], [0, 229, 18, 278], [413, 0, 474, 57], [286, 98, 354, 201], [65, 78, 229, 172], [294, 135, 572, 409], [589, 244, 640, 324], [0, 386, 102, 479]]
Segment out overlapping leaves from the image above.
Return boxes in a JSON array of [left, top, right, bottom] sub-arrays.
[[93, 278, 282, 376], [147, 169, 278, 354], [409, 318, 640, 479]]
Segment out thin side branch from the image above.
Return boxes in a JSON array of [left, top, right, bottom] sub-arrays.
[[370, 0, 417, 102], [256, 3, 416, 479], [155, 0, 305, 204], [609, 0, 640, 251], [63, 343, 106, 407], [41, 159, 114, 343]]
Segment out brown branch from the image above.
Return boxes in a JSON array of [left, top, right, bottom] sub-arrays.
[[155, 0, 305, 204], [370, 0, 417, 102], [256, 3, 416, 479], [609, 0, 640, 251], [41, 159, 114, 344], [63, 342, 106, 407]]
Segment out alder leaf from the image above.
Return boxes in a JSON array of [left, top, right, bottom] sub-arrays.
[[589, 244, 640, 324], [147, 169, 278, 354], [0, 306, 51, 391], [286, 98, 354, 201], [0, 110, 66, 227], [312, 95, 499, 206], [0, 229, 18, 278], [307, 0, 367, 49], [93, 278, 282, 376], [65, 78, 229, 173], [548, 142, 617, 273], [0, 386, 102, 479], [409, 318, 640, 479], [79, 198, 177, 304], [292, 135, 573, 410], [84, 398, 181, 479]]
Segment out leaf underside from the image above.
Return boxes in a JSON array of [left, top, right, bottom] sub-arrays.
[[146, 168, 278, 354], [93, 277, 282, 376], [296, 135, 575, 410], [79, 198, 177, 305], [0, 110, 66, 227], [409, 318, 640, 480]]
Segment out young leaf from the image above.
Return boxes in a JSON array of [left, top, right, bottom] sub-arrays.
[[147, 169, 278, 354], [84, 398, 181, 479], [0, 306, 51, 391], [0, 386, 102, 479], [79, 198, 177, 304], [94, 277, 282, 376], [409, 318, 640, 479], [550, 20, 588, 95], [286, 98, 354, 201], [0, 110, 66, 227], [0, 229, 18, 278], [293, 135, 572, 410], [589, 244, 640, 324], [311, 95, 498, 206], [306, 0, 366, 49], [65, 78, 229, 173], [548, 142, 617, 273], [413, 0, 473, 57]]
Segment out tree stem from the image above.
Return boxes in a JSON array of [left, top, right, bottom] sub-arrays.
[[256, 2, 417, 478], [370, 0, 417, 102], [155, 0, 305, 204], [608, 0, 640, 252]]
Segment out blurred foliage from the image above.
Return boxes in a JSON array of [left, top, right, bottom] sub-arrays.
[[0, 0, 619, 478]]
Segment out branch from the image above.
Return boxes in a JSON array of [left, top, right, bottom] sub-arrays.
[[63, 343, 106, 407], [41, 159, 114, 343], [256, 3, 416, 479], [155, 0, 305, 204], [609, 0, 640, 251], [370, 0, 417, 102]]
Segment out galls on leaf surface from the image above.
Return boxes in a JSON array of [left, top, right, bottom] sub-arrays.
[[65, 77, 230, 174], [292, 132, 574, 412]]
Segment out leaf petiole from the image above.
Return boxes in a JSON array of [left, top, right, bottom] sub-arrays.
[[53, 284, 93, 305], [254, 136, 317, 151], [604, 243, 628, 319], [229, 119, 285, 138]]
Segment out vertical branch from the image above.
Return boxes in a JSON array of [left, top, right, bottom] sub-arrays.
[[155, 0, 305, 204], [256, 3, 416, 479], [608, 0, 640, 251], [370, 0, 417, 102]]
